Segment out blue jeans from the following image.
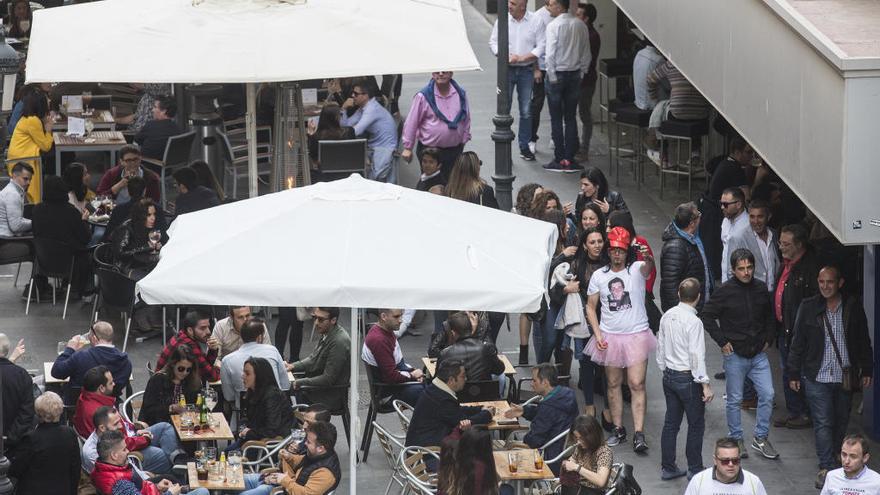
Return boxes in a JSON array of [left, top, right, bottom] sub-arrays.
[[779, 333, 807, 417], [803, 378, 852, 470], [369, 146, 397, 183], [546, 71, 582, 162], [661, 369, 706, 473], [537, 305, 562, 364], [562, 335, 596, 405], [723, 352, 774, 439], [140, 422, 180, 473], [506, 65, 534, 150], [241, 473, 274, 495]]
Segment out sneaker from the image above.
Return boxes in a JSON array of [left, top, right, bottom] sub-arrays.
[[785, 415, 812, 429], [773, 415, 794, 428], [647, 149, 662, 166], [543, 160, 564, 172], [528, 141, 537, 154], [661, 467, 686, 480], [751, 436, 780, 459], [737, 439, 749, 459], [600, 410, 614, 432], [520, 148, 536, 161], [687, 468, 703, 481], [633, 431, 648, 453], [714, 371, 726, 380], [567, 160, 585, 172], [815, 469, 828, 489], [606, 426, 626, 447]]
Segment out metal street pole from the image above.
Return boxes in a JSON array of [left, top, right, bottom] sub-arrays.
[[0, 369, 13, 495], [491, 0, 515, 212]]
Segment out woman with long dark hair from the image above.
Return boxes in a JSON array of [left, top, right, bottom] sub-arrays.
[[63, 162, 95, 215], [8, 90, 54, 203], [533, 189, 577, 246], [514, 182, 543, 365], [8, 0, 32, 38], [308, 102, 355, 181], [140, 345, 201, 425], [577, 202, 606, 240], [112, 198, 164, 279], [238, 357, 294, 444], [439, 428, 500, 495], [534, 209, 579, 366], [574, 167, 628, 221], [445, 152, 498, 208], [560, 415, 613, 494]]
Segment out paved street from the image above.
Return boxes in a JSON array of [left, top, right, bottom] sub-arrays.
[[1, 1, 875, 494]]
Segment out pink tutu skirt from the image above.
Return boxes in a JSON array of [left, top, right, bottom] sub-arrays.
[[585, 329, 657, 368]]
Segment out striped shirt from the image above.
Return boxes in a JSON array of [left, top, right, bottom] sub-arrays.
[[647, 61, 709, 121], [817, 303, 849, 383]]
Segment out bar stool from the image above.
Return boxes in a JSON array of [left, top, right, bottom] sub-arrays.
[[598, 58, 633, 134], [609, 104, 651, 188], [657, 118, 709, 199]]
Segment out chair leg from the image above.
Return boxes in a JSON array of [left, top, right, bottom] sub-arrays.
[[24, 275, 34, 315], [122, 312, 132, 352], [360, 405, 374, 452], [92, 293, 100, 322], [62, 281, 72, 319], [52, 278, 57, 305], [341, 409, 352, 446], [13, 262, 21, 286]]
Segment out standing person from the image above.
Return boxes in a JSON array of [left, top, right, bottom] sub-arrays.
[[574, 3, 600, 164], [537, 209, 578, 364], [656, 278, 714, 481], [515, 183, 544, 365], [401, 72, 471, 181], [701, 249, 779, 460], [719, 187, 750, 282], [788, 266, 874, 489], [528, 0, 552, 156], [684, 438, 768, 495], [445, 151, 498, 208], [820, 435, 880, 494], [340, 81, 399, 183], [542, 0, 591, 173], [727, 200, 779, 290], [608, 210, 657, 303], [660, 202, 710, 312], [274, 308, 305, 363], [584, 227, 656, 452], [574, 167, 628, 221], [576, 202, 605, 239], [287, 307, 351, 413], [559, 415, 613, 494], [774, 223, 820, 429], [7, 91, 53, 204], [489, 0, 544, 162]]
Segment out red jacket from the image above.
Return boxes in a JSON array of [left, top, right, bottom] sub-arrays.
[[73, 390, 149, 452], [91, 460, 161, 495], [96, 165, 161, 203]]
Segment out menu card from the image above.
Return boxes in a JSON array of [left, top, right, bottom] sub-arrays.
[[67, 116, 85, 137]]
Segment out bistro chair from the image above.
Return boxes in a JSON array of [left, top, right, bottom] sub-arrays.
[[141, 130, 197, 209], [0, 234, 32, 287], [25, 237, 76, 319], [90, 243, 114, 321], [94, 267, 136, 351], [373, 421, 408, 495], [399, 446, 439, 495], [241, 431, 295, 473], [296, 382, 352, 445], [514, 363, 571, 403], [392, 399, 414, 434], [218, 130, 273, 200], [317, 139, 368, 180], [360, 363, 420, 462], [121, 390, 145, 425]]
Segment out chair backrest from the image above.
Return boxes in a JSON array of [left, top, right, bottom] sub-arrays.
[[95, 267, 136, 312], [539, 428, 570, 453], [162, 131, 197, 168], [392, 399, 413, 433], [372, 421, 404, 472], [89, 95, 113, 111], [32, 237, 74, 277], [93, 243, 114, 269], [217, 132, 236, 164], [318, 139, 367, 174], [399, 446, 439, 493], [459, 380, 501, 403], [121, 390, 144, 424]]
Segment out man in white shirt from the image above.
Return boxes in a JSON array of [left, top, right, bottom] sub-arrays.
[[633, 41, 666, 111], [657, 278, 714, 481], [821, 434, 880, 494], [685, 438, 768, 494], [542, 0, 590, 173], [728, 200, 779, 290], [527, 0, 552, 155], [489, 0, 545, 161], [220, 318, 289, 402], [719, 187, 750, 283], [212, 306, 271, 359]]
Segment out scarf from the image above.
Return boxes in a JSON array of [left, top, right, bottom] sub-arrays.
[[672, 222, 714, 300], [419, 79, 468, 129]]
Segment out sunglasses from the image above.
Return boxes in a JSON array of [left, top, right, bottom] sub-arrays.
[[720, 200, 740, 208], [715, 456, 740, 466], [176, 366, 193, 373]]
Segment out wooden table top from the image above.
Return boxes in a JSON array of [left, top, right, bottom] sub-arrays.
[[186, 462, 245, 490], [207, 371, 294, 387], [462, 400, 525, 431], [171, 413, 234, 441], [422, 354, 516, 377], [493, 450, 554, 481], [58, 110, 115, 124], [53, 131, 126, 146]]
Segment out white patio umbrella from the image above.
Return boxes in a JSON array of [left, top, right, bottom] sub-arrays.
[[136, 174, 557, 492], [24, 0, 481, 197]]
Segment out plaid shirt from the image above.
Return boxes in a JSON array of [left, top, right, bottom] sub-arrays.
[[155, 330, 220, 382], [817, 303, 849, 384]]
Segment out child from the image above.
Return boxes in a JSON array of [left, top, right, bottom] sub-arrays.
[[415, 147, 446, 192]]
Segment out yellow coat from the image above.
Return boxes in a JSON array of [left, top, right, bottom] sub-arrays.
[[7, 116, 54, 204]]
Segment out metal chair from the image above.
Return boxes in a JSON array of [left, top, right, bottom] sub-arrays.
[[360, 363, 421, 462], [94, 267, 136, 351], [373, 421, 408, 495], [392, 399, 414, 434], [121, 390, 144, 425], [514, 363, 571, 403], [459, 379, 502, 403], [218, 130, 273, 200], [296, 382, 352, 445], [25, 237, 76, 318], [141, 131, 197, 209], [241, 431, 295, 473], [317, 139, 368, 179], [0, 235, 32, 287], [399, 446, 439, 495]]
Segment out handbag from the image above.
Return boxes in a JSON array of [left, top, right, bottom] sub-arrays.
[[822, 313, 857, 392]]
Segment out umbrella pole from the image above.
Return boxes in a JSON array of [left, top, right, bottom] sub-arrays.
[[246, 82, 259, 198], [349, 306, 359, 494]]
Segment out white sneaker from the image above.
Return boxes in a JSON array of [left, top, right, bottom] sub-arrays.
[[647, 149, 661, 166], [528, 141, 536, 154]]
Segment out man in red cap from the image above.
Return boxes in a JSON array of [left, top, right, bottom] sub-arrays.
[[585, 226, 656, 453]]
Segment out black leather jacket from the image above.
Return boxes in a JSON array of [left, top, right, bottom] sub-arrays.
[[660, 222, 707, 312], [427, 315, 491, 359], [111, 220, 160, 275], [437, 336, 505, 381], [779, 249, 819, 343], [574, 189, 628, 222]]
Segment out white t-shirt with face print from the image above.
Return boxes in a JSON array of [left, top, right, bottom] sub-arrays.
[[588, 261, 649, 335]]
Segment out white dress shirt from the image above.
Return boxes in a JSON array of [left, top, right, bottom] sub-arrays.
[[720, 210, 749, 282], [533, 6, 552, 70], [656, 302, 710, 384], [489, 11, 545, 67], [544, 13, 591, 83], [752, 228, 776, 290]]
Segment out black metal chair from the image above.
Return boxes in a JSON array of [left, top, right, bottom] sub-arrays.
[[94, 267, 136, 351], [361, 363, 420, 462], [141, 131, 197, 209], [0, 234, 33, 287], [458, 379, 502, 403], [297, 382, 352, 445], [26, 237, 76, 319], [514, 363, 572, 404], [317, 139, 368, 180], [218, 130, 273, 199]]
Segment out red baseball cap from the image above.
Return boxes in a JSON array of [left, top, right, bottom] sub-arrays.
[[607, 226, 631, 250]]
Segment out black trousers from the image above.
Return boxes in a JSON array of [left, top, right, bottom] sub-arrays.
[[275, 307, 304, 362]]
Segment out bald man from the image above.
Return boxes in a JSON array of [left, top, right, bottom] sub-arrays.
[[52, 321, 132, 403]]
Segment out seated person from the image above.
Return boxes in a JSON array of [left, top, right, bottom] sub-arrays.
[[241, 421, 341, 495], [156, 310, 221, 383], [91, 429, 208, 495], [82, 406, 145, 474], [171, 167, 220, 216], [361, 308, 424, 406], [437, 311, 504, 382], [212, 306, 270, 359], [9, 391, 80, 495], [0, 333, 35, 449], [63, 163, 96, 216], [415, 147, 445, 192], [307, 102, 355, 181], [559, 415, 613, 494], [504, 363, 579, 474], [75, 367, 181, 475], [221, 318, 289, 403], [111, 198, 165, 280], [102, 176, 167, 243], [288, 307, 351, 412], [97, 144, 161, 204], [138, 345, 200, 426], [0, 163, 33, 265], [52, 321, 132, 405], [134, 95, 182, 161], [235, 357, 295, 447], [428, 311, 489, 358], [287, 404, 331, 455], [405, 359, 493, 448]]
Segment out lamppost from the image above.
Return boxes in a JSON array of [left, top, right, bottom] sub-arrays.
[[491, 0, 515, 211]]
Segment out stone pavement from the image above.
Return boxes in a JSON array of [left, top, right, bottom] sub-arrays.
[[0, 1, 874, 494]]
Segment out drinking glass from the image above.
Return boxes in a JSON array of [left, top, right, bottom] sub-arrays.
[[205, 447, 217, 462], [291, 428, 306, 446], [184, 405, 197, 436], [148, 230, 162, 253], [534, 450, 544, 470], [180, 412, 194, 437], [57, 341, 68, 355], [507, 452, 518, 473], [227, 450, 242, 483]]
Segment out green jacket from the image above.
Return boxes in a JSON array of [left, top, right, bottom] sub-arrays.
[[292, 325, 351, 411]]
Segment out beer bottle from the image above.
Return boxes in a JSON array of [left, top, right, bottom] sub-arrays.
[[197, 394, 207, 425]]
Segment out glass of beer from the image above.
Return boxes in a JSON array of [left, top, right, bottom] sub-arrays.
[[534, 450, 544, 470], [507, 452, 518, 473]]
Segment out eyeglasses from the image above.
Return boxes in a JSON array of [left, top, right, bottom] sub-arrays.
[[720, 200, 741, 208], [715, 456, 740, 466], [311, 314, 331, 322], [176, 366, 193, 373], [122, 157, 141, 163]]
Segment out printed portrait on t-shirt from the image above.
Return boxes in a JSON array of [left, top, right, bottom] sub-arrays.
[[606, 277, 632, 311]]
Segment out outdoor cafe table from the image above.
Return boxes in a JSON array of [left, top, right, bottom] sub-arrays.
[[493, 449, 555, 495], [187, 461, 245, 493], [171, 413, 234, 443], [53, 131, 126, 173], [422, 354, 517, 377], [461, 400, 526, 432], [56, 110, 117, 131]]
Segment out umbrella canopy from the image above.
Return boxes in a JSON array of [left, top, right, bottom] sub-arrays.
[[25, 0, 481, 83], [137, 174, 556, 313]]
